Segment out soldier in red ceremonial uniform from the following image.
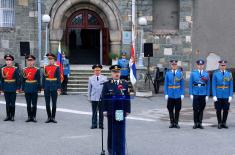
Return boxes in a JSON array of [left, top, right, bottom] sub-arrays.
[[22, 55, 41, 122], [0, 54, 21, 121], [42, 53, 61, 123]]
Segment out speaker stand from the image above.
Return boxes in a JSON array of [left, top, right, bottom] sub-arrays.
[[144, 57, 155, 90]]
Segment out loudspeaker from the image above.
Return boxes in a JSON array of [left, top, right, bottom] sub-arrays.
[[144, 43, 153, 57], [20, 42, 30, 56]]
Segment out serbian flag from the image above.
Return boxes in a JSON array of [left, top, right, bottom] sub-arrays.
[[56, 42, 64, 82], [129, 44, 137, 85]]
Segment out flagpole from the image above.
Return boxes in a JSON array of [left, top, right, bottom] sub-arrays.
[[132, 0, 136, 53]]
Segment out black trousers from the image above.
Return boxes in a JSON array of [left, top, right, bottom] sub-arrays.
[[4, 92, 16, 118], [62, 75, 68, 93], [91, 101, 103, 127], [107, 117, 126, 155], [44, 90, 58, 118], [25, 93, 38, 118], [167, 98, 182, 124], [214, 98, 230, 124], [193, 95, 206, 124]]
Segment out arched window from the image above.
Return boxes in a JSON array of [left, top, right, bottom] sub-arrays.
[[0, 0, 15, 28], [67, 10, 104, 29]]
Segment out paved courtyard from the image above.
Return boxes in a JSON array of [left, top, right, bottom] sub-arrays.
[[0, 94, 234, 155]]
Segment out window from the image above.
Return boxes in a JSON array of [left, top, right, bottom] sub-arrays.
[[153, 0, 179, 31], [71, 14, 83, 25], [0, 0, 15, 28]]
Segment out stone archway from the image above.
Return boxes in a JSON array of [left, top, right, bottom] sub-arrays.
[[49, 0, 122, 60]]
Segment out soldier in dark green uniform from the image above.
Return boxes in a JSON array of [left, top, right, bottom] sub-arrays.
[[42, 53, 61, 123], [22, 55, 41, 122], [0, 54, 21, 121]]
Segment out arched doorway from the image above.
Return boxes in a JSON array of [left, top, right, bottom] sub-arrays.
[[66, 9, 110, 65]]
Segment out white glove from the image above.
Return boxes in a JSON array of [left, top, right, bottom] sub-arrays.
[[190, 95, 194, 100], [229, 96, 232, 102], [165, 95, 169, 100], [213, 96, 218, 102], [206, 96, 209, 102], [67, 74, 70, 77], [181, 95, 184, 100]]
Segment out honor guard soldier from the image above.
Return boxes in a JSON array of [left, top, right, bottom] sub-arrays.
[[22, 55, 41, 122], [164, 60, 184, 129], [0, 54, 21, 121], [189, 60, 210, 129], [42, 53, 61, 123], [118, 52, 129, 81], [61, 53, 70, 95], [88, 64, 108, 129], [212, 60, 233, 129], [101, 65, 131, 155]]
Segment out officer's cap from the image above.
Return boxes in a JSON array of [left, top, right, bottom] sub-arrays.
[[46, 53, 56, 59], [196, 59, 205, 65], [109, 65, 121, 72], [92, 64, 103, 70], [219, 60, 227, 65], [4, 54, 14, 61], [26, 55, 36, 60], [170, 59, 178, 65], [122, 51, 127, 56]]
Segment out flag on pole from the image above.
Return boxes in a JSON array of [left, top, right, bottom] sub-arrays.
[[56, 42, 64, 82], [129, 45, 137, 85]]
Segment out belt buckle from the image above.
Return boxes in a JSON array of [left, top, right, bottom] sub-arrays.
[[198, 84, 202, 87]]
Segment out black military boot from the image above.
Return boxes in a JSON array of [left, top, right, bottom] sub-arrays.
[[45, 106, 52, 123], [32, 107, 37, 123], [193, 110, 198, 129], [51, 108, 57, 123], [174, 111, 180, 129], [222, 111, 229, 129], [216, 111, 222, 129], [169, 112, 174, 128], [198, 111, 204, 129], [11, 106, 15, 121], [4, 106, 11, 121]]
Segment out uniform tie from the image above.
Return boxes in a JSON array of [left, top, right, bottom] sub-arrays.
[[97, 76, 99, 81], [200, 71, 202, 76], [173, 70, 176, 76], [114, 80, 118, 85], [223, 71, 225, 76]]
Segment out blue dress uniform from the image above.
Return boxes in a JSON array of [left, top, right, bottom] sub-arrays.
[[42, 53, 61, 123], [101, 65, 131, 155], [62, 56, 70, 95], [164, 60, 184, 128], [212, 60, 233, 129], [0, 54, 21, 121], [118, 52, 129, 81], [22, 55, 41, 122], [88, 64, 108, 129], [189, 60, 210, 129]]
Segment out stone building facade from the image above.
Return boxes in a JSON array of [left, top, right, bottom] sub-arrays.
[[0, 0, 194, 71]]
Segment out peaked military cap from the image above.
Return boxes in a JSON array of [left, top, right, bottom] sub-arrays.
[[4, 54, 14, 61], [26, 54, 36, 60], [92, 64, 103, 70], [109, 65, 121, 72], [170, 59, 178, 65], [218, 60, 227, 64], [196, 59, 205, 65], [46, 53, 56, 59]]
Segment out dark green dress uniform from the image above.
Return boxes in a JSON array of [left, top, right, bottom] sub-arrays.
[[101, 65, 131, 155], [1, 54, 21, 121], [42, 53, 61, 123], [22, 55, 41, 122]]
